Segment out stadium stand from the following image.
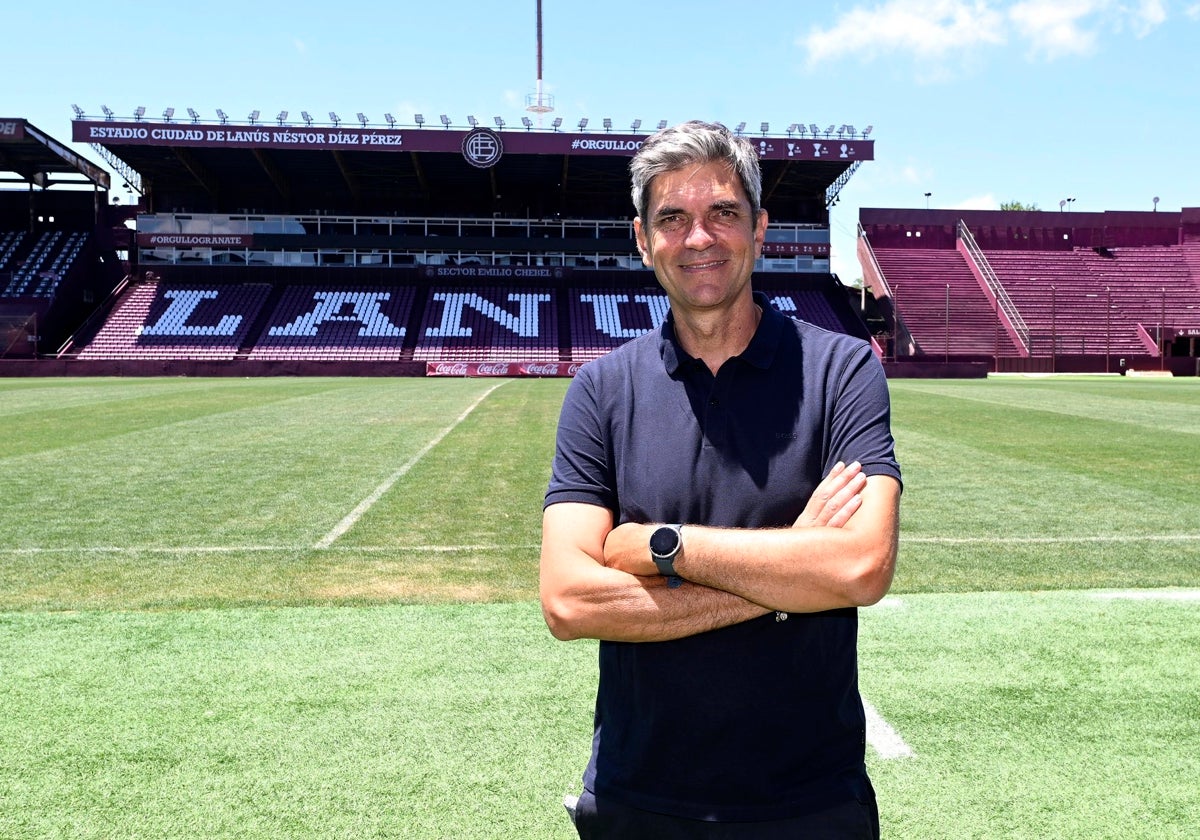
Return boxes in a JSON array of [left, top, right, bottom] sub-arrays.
[[8, 109, 875, 375], [860, 208, 1200, 374]]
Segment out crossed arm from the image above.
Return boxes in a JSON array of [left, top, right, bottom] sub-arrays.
[[539, 461, 901, 643]]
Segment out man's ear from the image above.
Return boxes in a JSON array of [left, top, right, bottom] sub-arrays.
[[633, 217, 652, 267]]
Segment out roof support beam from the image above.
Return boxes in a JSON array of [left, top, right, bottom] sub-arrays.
[[332, 151, 361, 207], [762, 160, 791, 207], [409, 151, 430, 201], [252, 148, 292, 206], [171, 147, 220, 207]]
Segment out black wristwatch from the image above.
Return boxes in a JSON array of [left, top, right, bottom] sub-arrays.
[[649, 524, 684, 587]]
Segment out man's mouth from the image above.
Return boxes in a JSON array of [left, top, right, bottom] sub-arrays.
[[682, 259, 726, 270]]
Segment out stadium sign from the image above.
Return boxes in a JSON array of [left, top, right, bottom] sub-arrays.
[[137, 233, 254, 247], [73, 120, 873, 161]]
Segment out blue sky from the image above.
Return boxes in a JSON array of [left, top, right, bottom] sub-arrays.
[[6, 0, 1199, 280]]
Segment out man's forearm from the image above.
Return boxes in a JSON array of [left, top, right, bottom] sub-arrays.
[[541, 560, 770, 643], [602, 476, 901, 615]]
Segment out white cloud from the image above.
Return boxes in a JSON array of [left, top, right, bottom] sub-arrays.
[[800, 0, 1006, 65], [800, 0, 1172, 67], [1008, 1, 1100, 57], [1186, 3, 1200, 21], [293, 38, 308, 55]]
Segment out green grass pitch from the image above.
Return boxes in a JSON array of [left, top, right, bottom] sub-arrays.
[[1, 375, 1197, 837]]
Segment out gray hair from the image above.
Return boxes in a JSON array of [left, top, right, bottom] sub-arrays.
[[629, 120, 763, 226]]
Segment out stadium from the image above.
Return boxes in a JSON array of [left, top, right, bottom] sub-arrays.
[[1, 31, 1199, 839], [2, 107, 1199, 376]]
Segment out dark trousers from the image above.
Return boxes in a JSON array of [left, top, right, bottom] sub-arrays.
[[570, 789, 880, 839]]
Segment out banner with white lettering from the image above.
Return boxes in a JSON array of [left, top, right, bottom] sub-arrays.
[[74, 121, 873, 161], [425, 361, 583, 377]]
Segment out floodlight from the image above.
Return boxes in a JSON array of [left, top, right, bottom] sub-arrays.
[[845, 125, 856, 138], [248, 110, 260, 125], [411, 114, 421, 126], [163, 107, 174, 122], [551, 117, 562, 130], [187, 107, 200, 123], [357, 112, 368, 127], [440, 114, 451, 128], [786, 123, 798, 136], [862, 125, 873, 137], [276, 110, 288, 125], [824, 124, 834, 136], [631, 119, 641, 131], [494, 116, 505, 128], [71, 104, 85, 119], [216, 109, 229, 124], [603, 118, 612, 132], [467, 115, 478, 127], [133, 106, 146, 121], [836, 125, 846, 138], [734, 121, 746, 135], [301, 111, 313, 126], [809, 123, 819, 135], [521, 116, 533, 130], [796, 124, 807, 137], [577, 117, 588, 130], [760, 122, 769, 135], [329, 111, 341, 126], [657, 120, 668, 130], [101, 105, 114, 120]]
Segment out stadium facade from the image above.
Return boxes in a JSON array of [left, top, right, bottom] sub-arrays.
[[2, 111, 1197, 376]]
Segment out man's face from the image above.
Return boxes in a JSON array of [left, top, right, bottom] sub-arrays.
[[634, 160, 767, 314]]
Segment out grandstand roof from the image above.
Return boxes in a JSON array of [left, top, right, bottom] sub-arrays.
[[0, 118, 110, 190], [73, 117, 871, 222]]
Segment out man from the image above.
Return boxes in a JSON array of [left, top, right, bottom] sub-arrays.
[[540, 120, 902, 838]]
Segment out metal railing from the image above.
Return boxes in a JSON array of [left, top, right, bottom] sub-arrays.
[[956, 220, 1029, 353]]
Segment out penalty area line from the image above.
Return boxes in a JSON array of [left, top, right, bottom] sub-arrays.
[[314, 380, 510, 550]]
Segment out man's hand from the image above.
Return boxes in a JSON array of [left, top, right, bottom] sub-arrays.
[[603, 461, 867, 576], [793, 460, 866, 528]]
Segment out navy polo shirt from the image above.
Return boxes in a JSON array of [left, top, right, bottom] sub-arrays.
[[546, 291, 901, 822]]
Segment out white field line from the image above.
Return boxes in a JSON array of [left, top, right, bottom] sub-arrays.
[[1090, 589, 1200, 601], [903, 534, 1200, 545], [0, 544, 542, 555], [862, 698, 915, 759], [314, 380, 510, 550]]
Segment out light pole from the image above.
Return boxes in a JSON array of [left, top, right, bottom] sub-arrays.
[[1050, 284, 1057, 373], [924, 192, 931, 210], [1161, 287, 1167, 371], [1105, 286, 1111, 373], [944, 283, 950, 363]]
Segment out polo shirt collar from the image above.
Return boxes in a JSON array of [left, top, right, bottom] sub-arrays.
[[659, 290, 785, 374]]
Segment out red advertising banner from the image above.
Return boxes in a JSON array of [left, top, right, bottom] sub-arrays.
[[73, 120, 873, 162], [425, 361, 583, 378], [137, 233, 255, 248]]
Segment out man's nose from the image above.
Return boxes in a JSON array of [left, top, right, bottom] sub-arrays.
[[684, 218, 716, 250]]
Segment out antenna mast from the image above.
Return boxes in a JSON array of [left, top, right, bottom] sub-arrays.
[[525, 0, 555, 123]]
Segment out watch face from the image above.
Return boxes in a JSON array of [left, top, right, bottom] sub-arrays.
[[649, 525, 680, 557]]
